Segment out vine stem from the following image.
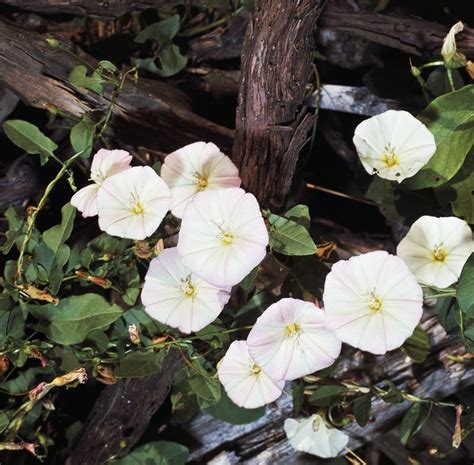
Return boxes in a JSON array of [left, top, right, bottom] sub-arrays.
[[15, 152, 83, 284]]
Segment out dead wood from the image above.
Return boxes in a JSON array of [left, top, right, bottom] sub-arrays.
[[0, 18, 234, 154]]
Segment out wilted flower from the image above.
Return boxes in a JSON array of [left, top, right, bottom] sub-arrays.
[[97, 166, 171, 240], [128, 323, 141, 345], [51, 368, 87, 386], [353, 110, 436, 182], [247, 298, 341, 381], [441, 22, 467, 68], [161, 141, 241, 218], [217, 340, 284, 409], [71, 149, 132, 217], [141, 247, 231, 333], [397, 216, 473, 288], [284, 414, 349, 458], [323, 251, 423, 355], [178, 188, 268, 287]]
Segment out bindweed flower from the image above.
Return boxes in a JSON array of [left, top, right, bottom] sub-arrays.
[[71, 149, 132, 217], [177, 188, 268, 287], [217, 340, 284, 409], [247, 298, 341, 381], [323, 251, 423, 355], [353, 110, 436, 182], [161, 141, 241, 218], [141, 247, 231, 334], [397, 216, 473, 288], [441, 22, 467, 68], [284, 414, 349, 458], [97, 166, 171, 240]]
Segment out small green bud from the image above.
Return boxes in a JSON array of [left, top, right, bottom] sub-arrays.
[[410, 65, 421, 77], [46, 38, 60, 48]]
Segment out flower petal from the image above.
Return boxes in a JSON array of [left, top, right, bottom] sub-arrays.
[[70, 184, 99, 218]]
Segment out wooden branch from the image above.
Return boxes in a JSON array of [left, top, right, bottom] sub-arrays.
[[232, 0, 323, 212], [0, 19, 234, 154], [185, 312, 474, 463], [69, 351, 182, 465]]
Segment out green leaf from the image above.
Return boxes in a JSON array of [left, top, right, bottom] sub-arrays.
[[1, 367, 53, 394], [156, 44, 187, 78], [115, 350, 165, 378], [69, 65, 104, 95], [0, 412, 10, 433], [353, 394, 372, 427], [239, 266, 259, 291], [115, 441, 189, 465], [189, 376, 221, 404], [135, 15, 180, 44], [458, 254, 474, 317], [70, 117, 96, 159], [292, 381, 305, 413], [284, 204, 311, 230], [436, 297, 458, 332], [0, 306, 27, 344], [308, 385, 346, 406], [1, 207, 24, 254], [267, 213, 317, 256], [3, 120, 58, 165], [402, 326, 430, 363], [400, 402, 432, 445], [30, 294, 122, 345], [405, 85, 474, 189], [204, 389, 265, 423], [379, 380, 403, 404]]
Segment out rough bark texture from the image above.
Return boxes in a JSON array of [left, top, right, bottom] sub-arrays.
[[0, 19, 234, 154], [70, 351, 182, 465], [232, 0, 323, 212]]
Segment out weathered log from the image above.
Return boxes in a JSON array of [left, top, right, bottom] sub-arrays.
[[0, 18, 234, 154], [232, 0, 323, 212], [69, 350, 182, 465], [185, 311, 474, 464]]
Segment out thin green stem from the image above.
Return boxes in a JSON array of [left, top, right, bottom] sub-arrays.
[[183, 6, 244, 37]]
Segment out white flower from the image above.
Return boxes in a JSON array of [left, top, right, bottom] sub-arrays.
[[161, 141, 241, 219], [353, 110, 436, 182], [97, 166, 171, 240], [177, 187, 268, 287], [323, 251, 423, 355], [397, 216, 473, 288], [141, 247, 231, 334], [284, 414, 349, 458], [441, 22, 466, 67], [217, 340, 284, 409], [71, 149, 132, 217], [247, 298, 341, 381]]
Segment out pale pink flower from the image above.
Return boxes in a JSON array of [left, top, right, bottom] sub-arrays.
[[247, 298, 341, 381], [397, 216, 473, 288], [141, 247, 231, 334], [97, 166, 171, 240], [323, 251, 423, 355], [177, 188, 268, 287], [161, 141, 241, 218], [217, 340, 284, 409], [71, 149, 132, 217]]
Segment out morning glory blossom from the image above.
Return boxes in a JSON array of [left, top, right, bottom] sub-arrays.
[[161, 141, 241, 219], [441, 22, 466, 67], [284, 414, 349, 458], [217, 340, 284, 409], [247, 298, 342, 381], [71, 149, 132, 217], [397, 216, 473, 288], [323, 251, 423, 355], [353, 110, 436, 182], [97, 166, 171, 240], [177, 187, 268, 287], [141, 247, 231, 334]]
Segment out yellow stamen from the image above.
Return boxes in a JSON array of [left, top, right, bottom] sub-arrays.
[[131, 201, 145, 215], [382, 152, 399, 168], [182, 278, 197, 297], [221, 231, 233, 245], [250, 362, 261, 375], [368, 294, 383, 313], [312, 416, 322, 431], [284, 322, 301, 337], [432, 244, 447, 262], [196, 176, 208, 191]]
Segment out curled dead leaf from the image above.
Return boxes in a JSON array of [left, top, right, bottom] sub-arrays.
[[95, 364, 117, 385], [316, 241, 337, 260], [16, 284, 59, 305]]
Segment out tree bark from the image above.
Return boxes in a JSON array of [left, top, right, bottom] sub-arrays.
[[232, 0, 324, 212], [0, 19, 234, 154], [69, 351, 182, 465]]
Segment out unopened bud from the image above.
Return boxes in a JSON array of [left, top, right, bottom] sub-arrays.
[[46, 38, 59, 48]]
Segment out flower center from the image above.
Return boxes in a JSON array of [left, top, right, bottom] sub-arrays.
[[368, 294, 383, 313], [182, 277, 197, 297], [432, 243, 447, 262], [312, 416, 322, 431], [196, 176, 208, 191], [250, 362, 261, 376], [130, 200, 145, 215], [221, 231, 234, 245], [382, 144, 399, 168], [284, 322, 301, 337]]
